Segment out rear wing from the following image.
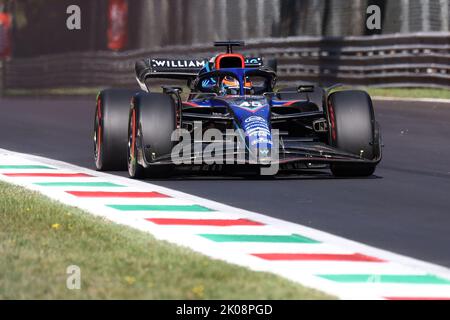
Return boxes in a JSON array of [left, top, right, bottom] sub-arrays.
[[135, 57, 264, 84]]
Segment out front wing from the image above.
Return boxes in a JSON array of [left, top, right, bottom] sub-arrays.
[[138, 140, 382, 167]]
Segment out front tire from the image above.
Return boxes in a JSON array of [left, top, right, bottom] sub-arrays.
[[327, 90, 379, 177], [127, 93, 176, 179]]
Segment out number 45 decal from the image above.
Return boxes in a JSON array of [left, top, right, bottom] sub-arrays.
[[239, 101, 265, 111]]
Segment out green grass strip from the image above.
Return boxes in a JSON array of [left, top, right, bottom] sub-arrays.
[[318, 274, 450, 285], [0, 165, 55, 169], [107, 204, 214, 212], [365, 88, 450, 100], [199, 233, 320, 243], [35, 182, 124, 187]]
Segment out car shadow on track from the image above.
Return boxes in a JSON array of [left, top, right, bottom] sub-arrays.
[[143, 169, 383, 182]]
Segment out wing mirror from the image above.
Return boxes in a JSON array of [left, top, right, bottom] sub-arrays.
[[297, 85, 315, 93]]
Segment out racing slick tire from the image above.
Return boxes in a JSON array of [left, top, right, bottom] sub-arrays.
[[94, 89, 138, 171], [127, 92, 176, 179], [327, 90, 377, 177]]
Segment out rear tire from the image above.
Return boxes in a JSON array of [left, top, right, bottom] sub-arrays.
[[327, 90, 378, 177], [94, 89, 138, 171], [127, 93, 176, 179]]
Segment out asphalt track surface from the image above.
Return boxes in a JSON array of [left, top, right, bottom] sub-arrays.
[[1, 96, 450, 267]]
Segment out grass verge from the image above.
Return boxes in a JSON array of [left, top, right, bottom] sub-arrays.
[[0, 181, 333, 299], [363, 87, 450, 100]]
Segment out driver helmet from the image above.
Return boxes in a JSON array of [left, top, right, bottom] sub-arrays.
[[220, 76, 254, 95], [221, 76, 240, 95]]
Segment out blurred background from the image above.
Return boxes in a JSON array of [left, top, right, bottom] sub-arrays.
[[0, 0, 449, 92]]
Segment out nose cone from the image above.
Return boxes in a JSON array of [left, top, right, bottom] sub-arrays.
[[224, 96, 273, 163], [243, 115, 273, 163]]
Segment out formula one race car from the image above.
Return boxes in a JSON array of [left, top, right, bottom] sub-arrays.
[[94, 41, 382, 178]]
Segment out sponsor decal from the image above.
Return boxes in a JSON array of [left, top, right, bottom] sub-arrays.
[[251, 137, 271, 146], [242, 116, 273, 166], [245, 116, 265, 123], [244, 57, 263, 67], [151, 59, 206, 69], [243, 116, 272, 144]]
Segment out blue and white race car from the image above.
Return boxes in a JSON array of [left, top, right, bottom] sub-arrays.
[[94, 41, 382, 178]]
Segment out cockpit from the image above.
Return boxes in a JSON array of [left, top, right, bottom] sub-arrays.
[[193, 69, 275, 96]]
